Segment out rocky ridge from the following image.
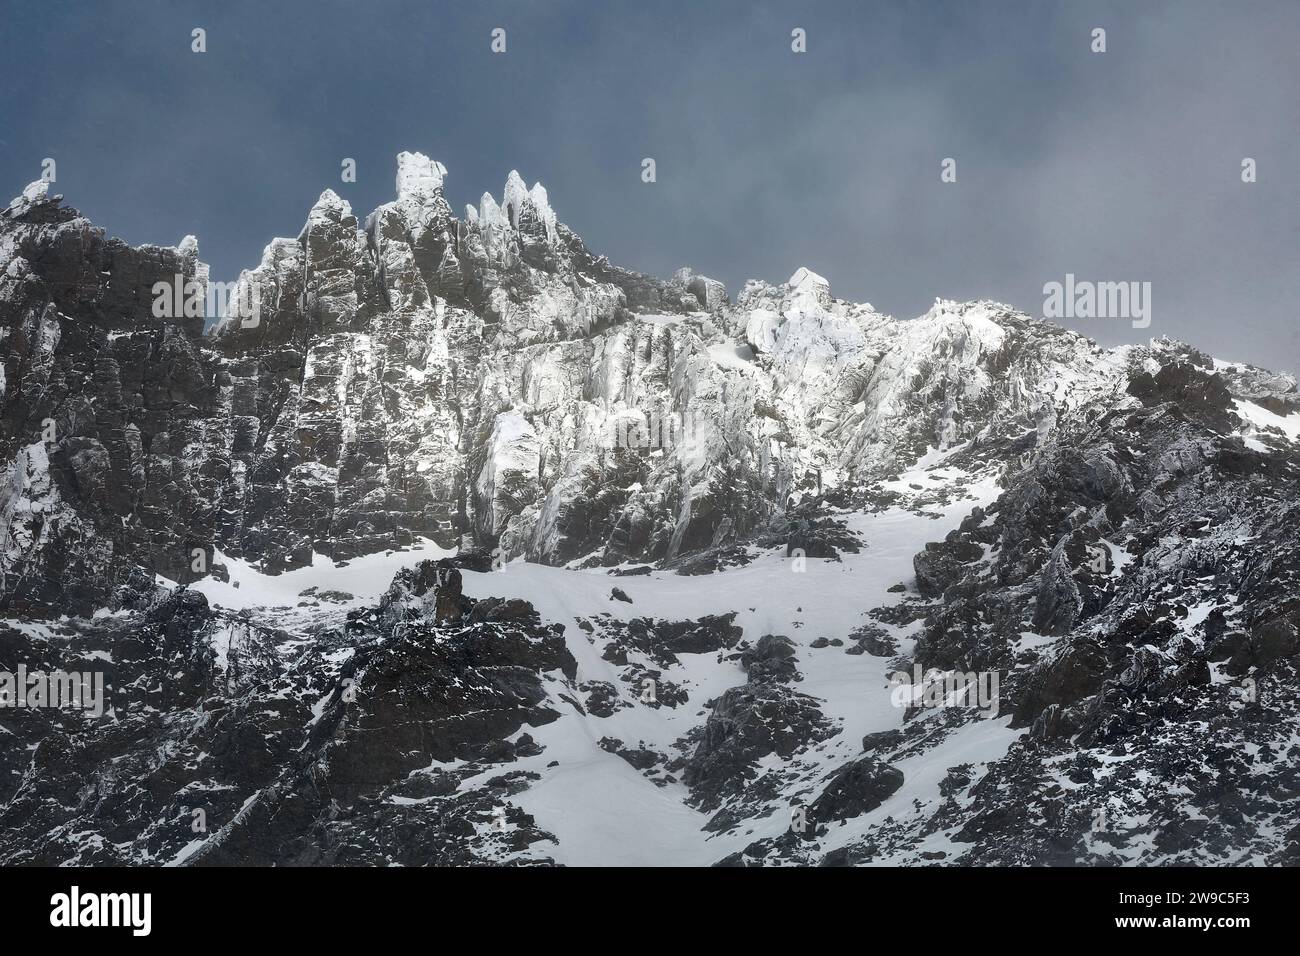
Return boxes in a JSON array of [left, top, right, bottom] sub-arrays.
[[3, 155, 1300, 865]]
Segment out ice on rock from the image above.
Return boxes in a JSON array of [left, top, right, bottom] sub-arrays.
[[395, 150, 447, 204], [4, 180, 49, 217], [744, 308, 782, 354], [475, 192, 510, 261], [2, 151, 1281, 601], [175, 235, 209, 300], [0, 442, 56, 565], [393, 152, 452, 242], [669, 267, 728, 311], [4, 255, 29, 280], [6, 154, 1300, 869], [786, 266, 833, 316], [466, 172, 561, 263], [478, 192, 505, 228], [788, 266, 828, 289], [528, 182, 559, 244], [307, 189, 353, 225], [211, 236, 304, 336], [502, 170, 530, 228], [477, 411, 542, 543]]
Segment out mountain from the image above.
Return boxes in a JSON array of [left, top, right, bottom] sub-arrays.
[[2, 154, 1299, 865]]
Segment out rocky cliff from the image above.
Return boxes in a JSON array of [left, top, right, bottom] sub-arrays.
[[3, 156, 1299, 865]]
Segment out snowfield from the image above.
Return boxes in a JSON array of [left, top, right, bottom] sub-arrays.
[[177, 451, 1018, 865]]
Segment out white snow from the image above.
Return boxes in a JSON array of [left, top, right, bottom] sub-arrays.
[[502, 170, 530, 229], [395, 151, 447, 203], [788, 266, 828, 289], [1233, 399, 1300, 443], [167, 452, 1014, 865], [707, 342, 756, 370], [184, 540, 454, 611]]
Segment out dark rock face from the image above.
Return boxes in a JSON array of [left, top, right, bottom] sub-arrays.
[[1127, 360, 1236, 432], [683, 682, 835, 811], [1013, 639, 1109, 731], [741, 634, 800, 683], [5, 164, 1300, 868], [846, 623, 898, 657], [7, 159, 1238, 613], [1, 189, 219, 614], [775, 504, 863, 561], [682, 615, 833, 821], [0, 566, 574, 865], [885, 345, 1300, 865], [914, 537, 984, 598], [597, 613, 742, 668], [861, 729, 906, 753], [598, 737, 666, 772], [303, 619, 570, 798], [378, 558, 469, 626], [0, 162, 728, 614], [1032, 542, 1082, 636], [810, 757, 904, 823], [1243, 604, 1300, 670]]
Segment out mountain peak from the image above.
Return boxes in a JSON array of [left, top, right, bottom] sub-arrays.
[[3, 179, 69, 222], [308, 188, 353, 224], [502, 169, 530, 229], [395, 150, 448, 204], [5, 154, 1300, 870], [788, 266, 828, 289]]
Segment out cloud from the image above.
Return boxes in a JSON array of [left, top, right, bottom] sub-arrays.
[[2, 0, 1296, 374]]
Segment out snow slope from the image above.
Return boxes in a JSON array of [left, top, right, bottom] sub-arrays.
[[181, 445, 1015, 865]]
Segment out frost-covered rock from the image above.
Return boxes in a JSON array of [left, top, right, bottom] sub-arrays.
[[4, 154, 1298, 607], [4, 156, 1300, 867]]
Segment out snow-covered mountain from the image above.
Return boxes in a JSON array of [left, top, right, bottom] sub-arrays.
[[2, 155, 1299, 865]]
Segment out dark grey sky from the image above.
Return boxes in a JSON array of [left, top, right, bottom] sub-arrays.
[[3, 0, 1297, 374]]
